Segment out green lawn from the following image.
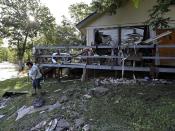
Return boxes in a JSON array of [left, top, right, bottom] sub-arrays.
[[0, 77, 175, 131], [0, 77, 31, 97]]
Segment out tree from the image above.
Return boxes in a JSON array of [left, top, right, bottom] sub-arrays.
[[0, 0, 56, 69], [69, 2, 94, 23], [55, 16, 83, 45], [91, 0, 174, 29], [147, 0, 173, 29]]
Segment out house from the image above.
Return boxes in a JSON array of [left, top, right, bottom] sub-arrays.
[[76, 0, 175, 66]]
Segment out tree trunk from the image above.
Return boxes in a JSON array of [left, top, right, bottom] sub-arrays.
[[18, 59, 24, 71], [17, 30, 29, 71]]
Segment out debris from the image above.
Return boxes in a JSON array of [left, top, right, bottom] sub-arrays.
[[60, 96, 68, 103], [82, 124, 91, 131], [40, 111, 45, 114], [16, 105, 34, 121], [90, 87, 109, 97], [0, 115, 5, 119], [0, 105, 6, 109], [45, 119, 58, 131], [69, 111, 79, 119], [54, 89, 62, 93], [61, 79, 80, 83], [16, 101, 61, 121], [48, 101, 61, 112], [31, 120, 47, 131], [114, 96, 121, 104], [137, 92, 144, 95], [75, 117, 85, 128], [32, 97, 45, 108], [144, 76, 150, 81], [83, 94, 92, 99], [0, 98, 10, 109], [56, 119, 70, 131], [95, 78, 136, 86], [2, 91, 28, 97]]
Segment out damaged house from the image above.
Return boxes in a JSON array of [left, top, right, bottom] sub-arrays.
[[35, 0, 175, 80], [76, 0, 175, 69]]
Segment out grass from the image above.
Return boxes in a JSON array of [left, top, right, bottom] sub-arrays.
[[0, 77, 175, 131], [0, 77, 30, 97]]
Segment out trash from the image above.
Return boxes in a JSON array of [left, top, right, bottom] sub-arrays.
[[32, 97, 45, 108], [56, 119, 70, 131], [16, 106, 34, 121], [48, 101, 61, 112], [137, 92, 144, 95], [0, 115, 5, 119], [54, 89, 62, 93], [40, 111, 45, 114], [83, 94, 92, 99], [0, 98, 10, 109], [45, 119, 58, 131], [16, 101, 61, 121], [82, 124, 91, 131], [31, 120, 47, 131], [75, 118, 85, 128], [90, 87, 109, 97], [60, 96, 68, 103], [144, 76, 150, 81], [95, 78, 136, 86], [0, 105, 6, 109]]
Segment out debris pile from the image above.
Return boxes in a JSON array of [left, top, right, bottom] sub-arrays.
[[0, 98, 10, 109], [95, 78, 136, 86], [30, 117, 91, 131], [16, 101, 61, 121], [94, 77, 173, 86]]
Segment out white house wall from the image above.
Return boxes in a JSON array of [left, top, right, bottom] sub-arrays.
[[86, 28, 94, 46], [88, 0, 157, 27], [84, 0, 175, 45]]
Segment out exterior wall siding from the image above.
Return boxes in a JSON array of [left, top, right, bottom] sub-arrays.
[[83, 0, 175, 45]]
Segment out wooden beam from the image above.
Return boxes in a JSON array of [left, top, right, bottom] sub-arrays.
[[35, 44, 175, 50], [39, 63, 175, 73], [37, 55, 175, 60]]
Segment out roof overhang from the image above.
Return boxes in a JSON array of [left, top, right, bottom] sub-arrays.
[[76, 12, 102, 30]]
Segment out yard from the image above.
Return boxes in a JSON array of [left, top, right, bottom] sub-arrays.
[[0, 76, 175, 131]]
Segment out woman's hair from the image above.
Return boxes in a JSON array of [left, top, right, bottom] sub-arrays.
[[26, 61, 33, 66]]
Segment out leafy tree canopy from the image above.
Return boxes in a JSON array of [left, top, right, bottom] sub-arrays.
[[55, 16, 83, 45], [0, 0, 56, 64], [69, 2, 94, 23]]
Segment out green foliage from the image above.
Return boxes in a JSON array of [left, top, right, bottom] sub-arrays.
[[0, 47, 8, 62], [69, 2, 94, 23], [0, 0, 56, 62], [0, 38, 3, 46], [147, 0, 173, 30], [91, 0, 129, 14], [0, 47, 17, 63], [132, 0, 140, 8], [55, 16, 83, 45], [7, 48, 17, 63]]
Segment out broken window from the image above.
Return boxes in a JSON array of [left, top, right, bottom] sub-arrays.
[[94, 28, 119, 45]]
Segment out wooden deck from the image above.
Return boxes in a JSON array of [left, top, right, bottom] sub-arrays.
[[40, 63, 175, 73], [34, 45, 175, 74]]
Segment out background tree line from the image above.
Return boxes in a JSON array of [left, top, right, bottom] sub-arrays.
[[0, 0, 92, 69]]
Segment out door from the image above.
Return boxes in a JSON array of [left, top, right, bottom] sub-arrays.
[[156, 29, 175, 66]]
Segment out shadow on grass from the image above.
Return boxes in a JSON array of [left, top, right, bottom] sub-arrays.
[[0, 77, 30, 97]]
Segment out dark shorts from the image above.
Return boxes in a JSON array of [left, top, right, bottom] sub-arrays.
[[32, 77, 42, 89]]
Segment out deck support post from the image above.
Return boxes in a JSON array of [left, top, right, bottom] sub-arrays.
[[81, 68, 87, 82]]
